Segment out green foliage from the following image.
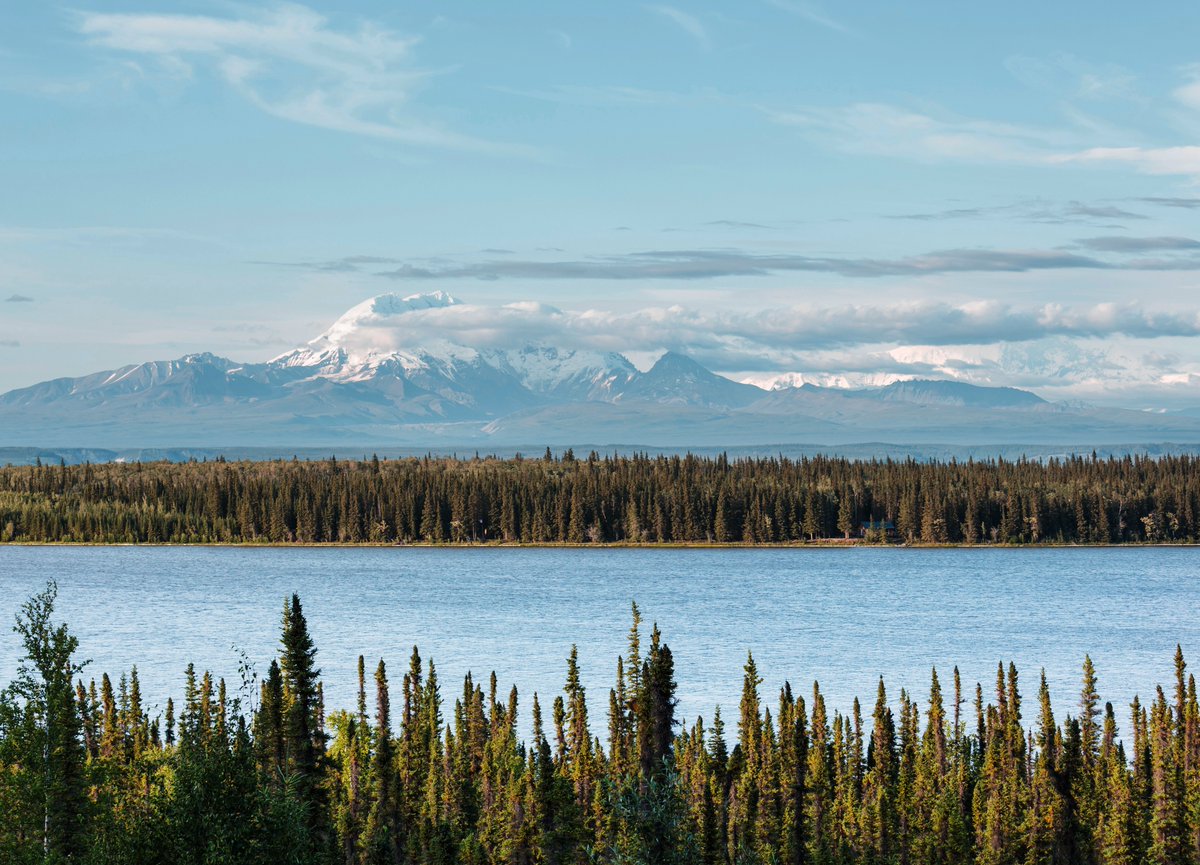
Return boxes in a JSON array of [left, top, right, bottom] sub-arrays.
[[0, 582, 89, 864], [3, 451, 1199, 545], [591, 764, 698, 865], [2, 586, 1199, 864]]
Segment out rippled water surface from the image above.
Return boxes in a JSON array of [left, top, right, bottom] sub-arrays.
[[1, 546, 1197, 731]]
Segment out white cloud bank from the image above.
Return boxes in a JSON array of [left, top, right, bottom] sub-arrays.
[[277, 292, 1200, 409], [332, 294, 1200, 358], [314, 293, 1200, 406]]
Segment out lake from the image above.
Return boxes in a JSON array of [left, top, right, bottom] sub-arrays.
[[1, 546, 1196, 736]]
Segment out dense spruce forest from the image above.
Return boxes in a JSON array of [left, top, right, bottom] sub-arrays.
[[2, 583, 1199, 865], [1, 451, 1198, 545]]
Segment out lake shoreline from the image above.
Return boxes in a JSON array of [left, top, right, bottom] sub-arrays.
[[4, 540, 1199, 549]]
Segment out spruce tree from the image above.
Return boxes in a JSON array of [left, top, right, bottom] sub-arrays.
[[279, 593, 329, 853], [2, 582, 89, 862], [636, 628, 677, 779], [1149, 687, 1186, 865], [363, 659, 399, 864], [254, 658, 285, 781]]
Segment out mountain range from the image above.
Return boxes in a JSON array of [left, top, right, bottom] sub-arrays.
[[4, 291, 1200, 451]]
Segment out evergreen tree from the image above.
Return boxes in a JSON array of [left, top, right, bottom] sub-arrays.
[[0, 582, 1195, 865], [254, 658, 286, 780], [0, 582, 89, 862], [1149, 687, 1186, 865], [280, 593, 329, 853], [637, 627, 677, 780], [363, 659, 399, 864]]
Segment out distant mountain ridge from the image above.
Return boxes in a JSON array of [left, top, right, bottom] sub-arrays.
[[861, 379, 1047, 408], [4, 292, 1200, 448]]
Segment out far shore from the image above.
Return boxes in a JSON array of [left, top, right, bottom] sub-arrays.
[[4, 540, 1199, 550]]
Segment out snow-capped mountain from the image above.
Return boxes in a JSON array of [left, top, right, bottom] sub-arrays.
[[740, 371, 912, 391], [268, 291, 638, 407], [0, 353, 272, 410], [5, 292, 1200, 449], [615, 352, 762, 408]]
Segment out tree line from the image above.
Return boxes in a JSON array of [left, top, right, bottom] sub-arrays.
[[2, 584, 1199, 864], [1, 450, 1198, 544]]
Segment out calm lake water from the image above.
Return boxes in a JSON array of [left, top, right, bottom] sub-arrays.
[[1, 546, 1196, 735]]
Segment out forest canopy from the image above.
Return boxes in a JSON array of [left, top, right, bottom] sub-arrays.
[[1, 584, 1197, 864], [0, 451, 1197, 545]]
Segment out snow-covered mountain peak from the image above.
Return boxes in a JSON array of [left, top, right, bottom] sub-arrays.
[[276, 291, 465, 369], [10, 291, 1200, 446], [483, 344, 638, 397], [740, 371, 914, 391], [262, 293, 641, 404]]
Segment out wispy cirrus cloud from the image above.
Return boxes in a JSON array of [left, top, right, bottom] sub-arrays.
[[384, 248, 1111, 280], [1049, 202, 1148, 221], [1054, 146, 1200, 177], [763, 0, 851, 35], [647, 5, 710, 50], [1139, 197, 1200, 209], [76, 4, 530, 155], [769, 81, 1200, 179], [275, 243, 1200, 281], [491, 83, 706, 108], [289, 254, 402, 273], [704, 219, 775, 230], [766, 102, 1071, 164], [1004, 53, 1139, 102], [1075, 236, 1200, 253], [888, 200, 1148, 224]]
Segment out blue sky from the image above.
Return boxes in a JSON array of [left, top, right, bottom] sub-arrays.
[[2, 1, 1200, 405]]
